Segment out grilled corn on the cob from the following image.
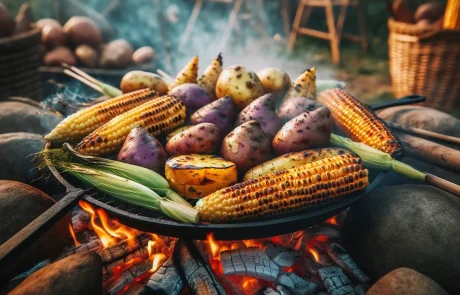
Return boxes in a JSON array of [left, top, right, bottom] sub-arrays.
[[317, 88, 403, 158], [44, 89, 158, 143], [196, 153, 368, 223], [76, 95, 185, 156]]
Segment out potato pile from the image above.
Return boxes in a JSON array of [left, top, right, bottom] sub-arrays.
[[38, 16, 155, 68], [391, 0, 450, 29], [116, 54, 333, 199]]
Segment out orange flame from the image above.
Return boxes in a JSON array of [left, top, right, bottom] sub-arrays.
[[242, 277, 262, 294], [79, 201, 117, 247], [68, 224, 80, 247], [308, 247, 320, 262], [151, 253, 167, 271], [326, 215, 338, 225], [207, 233, 220, 258]]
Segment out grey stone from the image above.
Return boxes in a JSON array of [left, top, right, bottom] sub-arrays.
[[343, 185, 460, 294], [9, 252, 102, 295], [0, 101, 61, 135], [366, 268, 448, 295], [0, 181, 71, 284]]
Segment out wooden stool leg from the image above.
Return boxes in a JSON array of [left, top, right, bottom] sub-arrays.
[[218, 0, 243, 52], [280, 0, 290, 37], [287, 0, 306, 53], [357, 0, 368, 52], [325, 0, 340, 64], [179, 0, 203, 50], [336, 0, 349, 40]]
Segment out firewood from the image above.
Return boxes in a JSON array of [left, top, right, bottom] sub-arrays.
[[98, 233, 151, 265], [318, 266, 354, 295], [56, 239, 102, 260], [104, 261, 152, 295], [173, 239, 226, 295], [141, 257, 184, 295], [325, 243, 369, 283], [398, 134, 460, 173], [102, 246, 149, 281]]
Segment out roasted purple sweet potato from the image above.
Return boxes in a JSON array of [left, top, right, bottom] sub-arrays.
[[168, 83, 214, 116], [277, 97, 322, 122], [166, 123, 220, 156]]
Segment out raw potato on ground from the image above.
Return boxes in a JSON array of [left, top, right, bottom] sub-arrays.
[[256, 67, 291, 94], [197, 53, 223, 98], [117, 126, 168, 175], [166, 154, 238, 198], [244, 148, 348, 180], [121, 71, 168, 95], [168, 83, 213, 116], [216, 65, 265, 110], [278, 97, 322, 122], [75, 45, 98, 68], [236, 93, 282, 140], [63, 16, 102, 46], [36, 18, 61, 30], [132, 46, 155, 65], [190, 95, 237, 138], [283, 67, 316, 101], [166, 123, 220, 156], [273, 107, 332, 156], [41, 25, 65, 49], [170, 56, 199, 89], [220, 120, 273, 172], [99, 39, 133, 68]]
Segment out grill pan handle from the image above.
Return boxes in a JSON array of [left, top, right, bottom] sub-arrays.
[[370, 94, 426, 111]]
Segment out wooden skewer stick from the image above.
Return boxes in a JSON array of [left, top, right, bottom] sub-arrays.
[[157, 69, 174, 83], [387, 121, 460, 147], [63, 69, 104, 94], [62, 63, 102, 87]]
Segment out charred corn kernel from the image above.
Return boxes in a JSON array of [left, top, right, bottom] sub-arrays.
[[198, 53, 222, 96], [44, 89, 158, 143], [196, 153, 369, 223], [284, 67, 316, 101], [443, 0, 460, 29], [170, 56, 199, 89], [317, 88, 403, 158], [76, 95, 186, 156]]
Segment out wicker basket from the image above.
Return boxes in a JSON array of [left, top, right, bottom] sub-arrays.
[[388, 18, 460, 111], [0, 28, 43, 101]]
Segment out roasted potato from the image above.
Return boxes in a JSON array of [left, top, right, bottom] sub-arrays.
[[63, 16, 102, 46], [236, 93, 282, 140], [169, 83, 213, 116], [117, 126, 168, 175], [283, 67, 316, 101], [99, 39, 133, 69], [166, 123, 220, 156], [36, 18, 61, 30], [256, 67, 291, 94], [243, 148, 348, 180], [75, 45, 98, 68], [278, 97, 322, 122], [166, 126, 191, 142], [272, 107, 332, 156], [41, 25, 65, 49], [220, 120, 273, 172], [132, 46, 155, 65], [166, 154, 238, 198], [197, 53, 223, 98], [121, 71, 168, 95], [190, 95, 237, 138], [216, 65, 265, 110], [43, 47, 76, 66], [170, 56, 199, 89]]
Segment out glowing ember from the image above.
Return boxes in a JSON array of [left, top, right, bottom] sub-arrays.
[[326, 215, 339, 225], [68, 223, 80, 247], [242, 277, 262, 293], [308, 247, 320, 262]]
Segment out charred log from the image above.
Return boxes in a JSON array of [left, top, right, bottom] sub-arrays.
[[174, 239, 226, 295], [265, 244, 298, 267], [98, 234, 151, 265], [220, 247, 280, 281], [56, 239, 102, 259], [102, 246, 149, 281], [318, 266, 354, 295], [104, 260, 151, 295], [139, 257, 183, 295], [326, 242, 370, 283]]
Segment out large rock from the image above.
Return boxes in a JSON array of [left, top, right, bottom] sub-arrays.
[[0, 101, 61, 135], [9, 252, 102, 295], [343, 185, 460, 294], [367, 268, 448, 295], [0, 181, 71, 285], [377, 105, 460, 137]]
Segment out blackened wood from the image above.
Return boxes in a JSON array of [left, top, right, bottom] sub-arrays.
[[102, 246, 149, 281], [139, 257, 183, 295], [318, 266, 354, 295], [0, 189, 84, 268], [325, 242, 370, 283], [56, 239, 102, 260], [174, 239, 226, 295], [104, 260, 152, 295], [98, 234, 151, 265]]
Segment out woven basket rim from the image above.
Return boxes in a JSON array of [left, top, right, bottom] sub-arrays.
[[388, 18, 460, 41], [0, 27, 41, 52]]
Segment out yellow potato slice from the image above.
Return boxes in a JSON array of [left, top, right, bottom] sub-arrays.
[[166, 154, 237, 185], [168, 177, 236, 199]]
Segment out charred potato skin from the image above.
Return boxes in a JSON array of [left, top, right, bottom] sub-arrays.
[[121, 71, 168, 95]]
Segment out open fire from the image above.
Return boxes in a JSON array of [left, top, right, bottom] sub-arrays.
[[58, 201, 370, 295]]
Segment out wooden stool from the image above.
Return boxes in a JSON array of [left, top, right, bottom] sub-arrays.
[[286, 0, 368, 64], [179, 0, 267, 52]]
